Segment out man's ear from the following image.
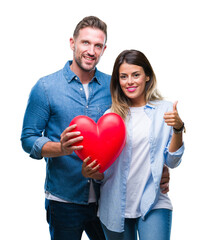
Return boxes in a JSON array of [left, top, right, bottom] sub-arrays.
[[70, 38, 75, 51], [101, 44, 107, 56]]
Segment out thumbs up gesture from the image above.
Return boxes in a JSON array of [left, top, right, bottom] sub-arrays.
[[164, 101, 184, 130]]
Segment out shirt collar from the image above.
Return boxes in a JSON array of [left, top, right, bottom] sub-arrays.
[[63, 60, 102, 85], [145, 101, 157, 109]]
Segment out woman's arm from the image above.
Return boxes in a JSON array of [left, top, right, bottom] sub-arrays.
[[168, 129, 183, 152], [164, 101, 184, 153]]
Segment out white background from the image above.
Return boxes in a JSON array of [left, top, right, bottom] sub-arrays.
[[1, 0, 205, 239]]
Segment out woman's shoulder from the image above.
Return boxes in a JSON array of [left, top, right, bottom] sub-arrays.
[[150, 100, 173, 111]]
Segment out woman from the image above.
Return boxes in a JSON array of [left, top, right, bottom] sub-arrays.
[[82, 50, 185, 240]]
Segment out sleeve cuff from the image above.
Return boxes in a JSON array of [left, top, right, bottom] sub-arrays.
[[168, 142, 185, 156], [166, 142, 185, 168], [30, 137, 51, 159]]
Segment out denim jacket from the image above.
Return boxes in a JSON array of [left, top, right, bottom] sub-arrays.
[[99, 101, 185, 232], [21, 61, 112, 204]]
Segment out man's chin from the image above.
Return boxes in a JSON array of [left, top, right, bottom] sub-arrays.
[[75, 58, 97, 72], [81, 64, 96, 73]]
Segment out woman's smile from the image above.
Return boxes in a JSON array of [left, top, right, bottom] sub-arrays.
[[127, 86, 137, 92]]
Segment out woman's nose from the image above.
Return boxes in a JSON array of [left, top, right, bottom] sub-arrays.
[[128, 76, 134, 84]]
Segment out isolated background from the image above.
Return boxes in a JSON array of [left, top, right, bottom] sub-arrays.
[[1, 0, 205, 239]]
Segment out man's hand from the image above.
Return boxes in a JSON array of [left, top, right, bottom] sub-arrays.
[[82, 157, 104, 181], [60, 124, 84, 155], [160, 165, 170, 194]]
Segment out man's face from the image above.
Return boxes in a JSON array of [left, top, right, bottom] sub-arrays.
[[70, 27, 107, 72]]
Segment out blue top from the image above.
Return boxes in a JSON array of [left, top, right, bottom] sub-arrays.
[[99, 101, 185, 232], [21, 61, 112, 204]]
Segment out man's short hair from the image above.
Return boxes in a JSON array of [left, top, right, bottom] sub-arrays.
[[73, 16, 107, 43]]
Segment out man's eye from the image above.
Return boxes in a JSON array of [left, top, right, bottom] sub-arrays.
[[96, 44, 102, 49]]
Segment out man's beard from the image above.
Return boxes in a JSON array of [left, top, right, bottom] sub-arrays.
[[73, 48, 99, 72]]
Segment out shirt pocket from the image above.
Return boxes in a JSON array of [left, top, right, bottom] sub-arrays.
[[97, 104, 111, 116], [88, 104, 111, 122]]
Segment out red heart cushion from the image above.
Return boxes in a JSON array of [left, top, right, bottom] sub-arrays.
[[69, 113, 126, 173]]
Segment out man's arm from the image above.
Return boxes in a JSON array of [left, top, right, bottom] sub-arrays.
[[21, 80, 51, 159], [21, 79, 83, 159], [41, 124, 83, 158]]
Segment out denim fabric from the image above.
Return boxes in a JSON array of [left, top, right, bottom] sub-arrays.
[[21, 61, 112, 204], [46, 199, 106, 240], [99, 101, 184, 232], [101, 209, 172, 240]]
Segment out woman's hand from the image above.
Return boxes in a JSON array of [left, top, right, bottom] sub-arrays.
[[82, 157, 104, 181], [164, 101, 184, 152], [164, 101, 183, 130]]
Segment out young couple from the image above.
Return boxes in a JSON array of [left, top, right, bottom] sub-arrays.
[[21, 16, 184, 240]]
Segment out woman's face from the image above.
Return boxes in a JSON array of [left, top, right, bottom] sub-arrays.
[[119, 62, 150, 107]]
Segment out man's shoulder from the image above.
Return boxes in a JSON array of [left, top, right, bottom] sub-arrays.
[[95, 69, 111, 88], [39, 68, 63, 82], [98, 70, 111, 78], [95, 69, 111, 81], [31, 68, 63, 94]]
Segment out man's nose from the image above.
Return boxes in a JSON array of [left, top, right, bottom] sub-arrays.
[[87, 45, 95, 55]]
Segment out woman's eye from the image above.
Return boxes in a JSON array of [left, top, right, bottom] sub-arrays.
[[120, 75, 127, 80], [134, 74, 140, 78]]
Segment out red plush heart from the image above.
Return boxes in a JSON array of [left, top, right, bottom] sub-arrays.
[[69, 113, 126, 173]]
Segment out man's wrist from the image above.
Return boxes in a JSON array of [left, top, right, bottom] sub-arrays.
[[41, 142, 64, 158]]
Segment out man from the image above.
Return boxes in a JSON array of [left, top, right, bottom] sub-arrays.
[[21, 16, 169, 240]]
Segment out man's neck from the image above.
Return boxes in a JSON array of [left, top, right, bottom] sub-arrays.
[[70, 61, 95, 84]]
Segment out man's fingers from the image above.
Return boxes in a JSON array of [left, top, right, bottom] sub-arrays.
[[61, 124, 77, 137], [160, 165, 170, 195], [67, 135, 83, 146], [160, 182, 169, 189], [61, 134, 83, 148], [161, 180, 169, 194], [161, 186, 169, 194], [63, 131, 82, 142], [160, 177, 169, 184]]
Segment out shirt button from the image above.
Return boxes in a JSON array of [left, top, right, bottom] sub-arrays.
[[86, 106, 89, 108], [80, 88, 83, 91], [88, 180, 90, 183], [75, 77, 78, 80]]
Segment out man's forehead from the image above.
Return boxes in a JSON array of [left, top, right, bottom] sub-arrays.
[[76, 27, 106, 43]]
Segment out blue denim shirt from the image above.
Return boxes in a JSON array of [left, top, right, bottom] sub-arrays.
[[99, 101, 185, 232], [21, 61, 112, 204]]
